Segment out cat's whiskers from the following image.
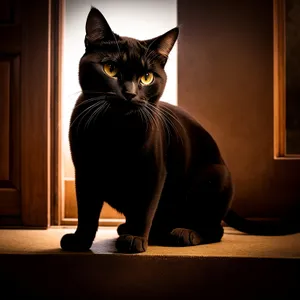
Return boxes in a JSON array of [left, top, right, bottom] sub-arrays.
[[101, 101, 110, 116], [71, 102, 99, 127], [147, 104, 183, 146], [159, 105, 183, 127], [158, 106, 186, 145], [74, 91, 116, 110], [76, 102, 103, 134], [68, 90, 115, 102], [147, 105, 172, 145], [74, 95, 106, 109], [138, 107, 150, 133], [84, 102, 108, 130], [156, 108, 173, 145], [68, 90, 83, 97], [143, 104, 163, 135], [71, 101, 103, 134], [125, 108, 134, 117], [92, 101, 110, 126], [82, 91, 117, 96]]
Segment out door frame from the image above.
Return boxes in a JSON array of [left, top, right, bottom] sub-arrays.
[[8, 0, 61, 228], [20, 0, 52, 228], [273, 0, 300, 159], [50, 0, 124, 226], [50, 0, 63, 226]]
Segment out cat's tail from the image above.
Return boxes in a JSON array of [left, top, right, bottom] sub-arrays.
[[223, 208, 300, 236]]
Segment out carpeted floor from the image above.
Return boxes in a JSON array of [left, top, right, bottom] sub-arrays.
[[0, 226, 299, 258], [1, 227, 299, 299]]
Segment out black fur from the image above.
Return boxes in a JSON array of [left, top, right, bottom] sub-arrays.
[[60, 7, 299, 253]]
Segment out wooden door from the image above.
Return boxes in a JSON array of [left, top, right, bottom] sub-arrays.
[[0, 0, 51, 227], [177, 0, 300, 220]]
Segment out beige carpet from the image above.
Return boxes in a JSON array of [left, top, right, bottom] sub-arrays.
[[0, 226, 299, 258], [1, 227, 299, 299]]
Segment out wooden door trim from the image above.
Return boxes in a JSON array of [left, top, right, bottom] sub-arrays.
[[20, 0, 52, 227], [52, 1, 125, 225], [273, 0, 300, 159], [50, 0, 63, 226], [273, 0, 286, 158]]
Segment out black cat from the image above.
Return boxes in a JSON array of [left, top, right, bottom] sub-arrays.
[[60, 7, 299, 253]]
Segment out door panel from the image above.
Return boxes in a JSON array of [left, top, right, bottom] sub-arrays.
[[0, 0, 51, 227], [0, 56, 21, 217], [0, 1, 21, 223], [178, 0, 300, 219], [0, 60, 10, 181]]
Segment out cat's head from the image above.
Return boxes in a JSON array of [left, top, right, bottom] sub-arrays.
[[79, 7, 178, 110]]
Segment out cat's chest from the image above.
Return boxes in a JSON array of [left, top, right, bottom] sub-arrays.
[[70, 114, 160, 173], [80, 137, 150, 186], [74, 124, 148, 163], [87, 127, 145, 152], [74, 115, 146, 145]]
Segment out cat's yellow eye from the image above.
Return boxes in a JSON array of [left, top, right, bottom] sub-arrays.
[[140, 72, 154, 85], [103, 63, 118, 77]]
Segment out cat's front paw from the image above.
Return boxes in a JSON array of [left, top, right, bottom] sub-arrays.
[[60, 233, 93, 252], [116, 234, 148, 253]]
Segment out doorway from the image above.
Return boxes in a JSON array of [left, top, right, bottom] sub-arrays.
[[56, 0, 178, 226]]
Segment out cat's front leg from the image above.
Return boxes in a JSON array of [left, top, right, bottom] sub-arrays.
[[116, 168, 166, 254], [60, 173, 103, 251]]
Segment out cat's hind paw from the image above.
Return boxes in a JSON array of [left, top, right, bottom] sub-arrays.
[[60, 233, 93, 252], [169, 228, 203, 246], [116, 234, 148, 253]]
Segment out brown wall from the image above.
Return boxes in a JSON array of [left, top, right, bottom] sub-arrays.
[[178, 0, 300, 218]]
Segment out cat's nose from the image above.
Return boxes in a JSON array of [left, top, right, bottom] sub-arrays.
[[122, 81, 137, 101], [124, 91, 136, 101]]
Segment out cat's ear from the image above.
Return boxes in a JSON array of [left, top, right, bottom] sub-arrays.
[[85, 6, 115, 45], [145, 27, 179, 58]]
